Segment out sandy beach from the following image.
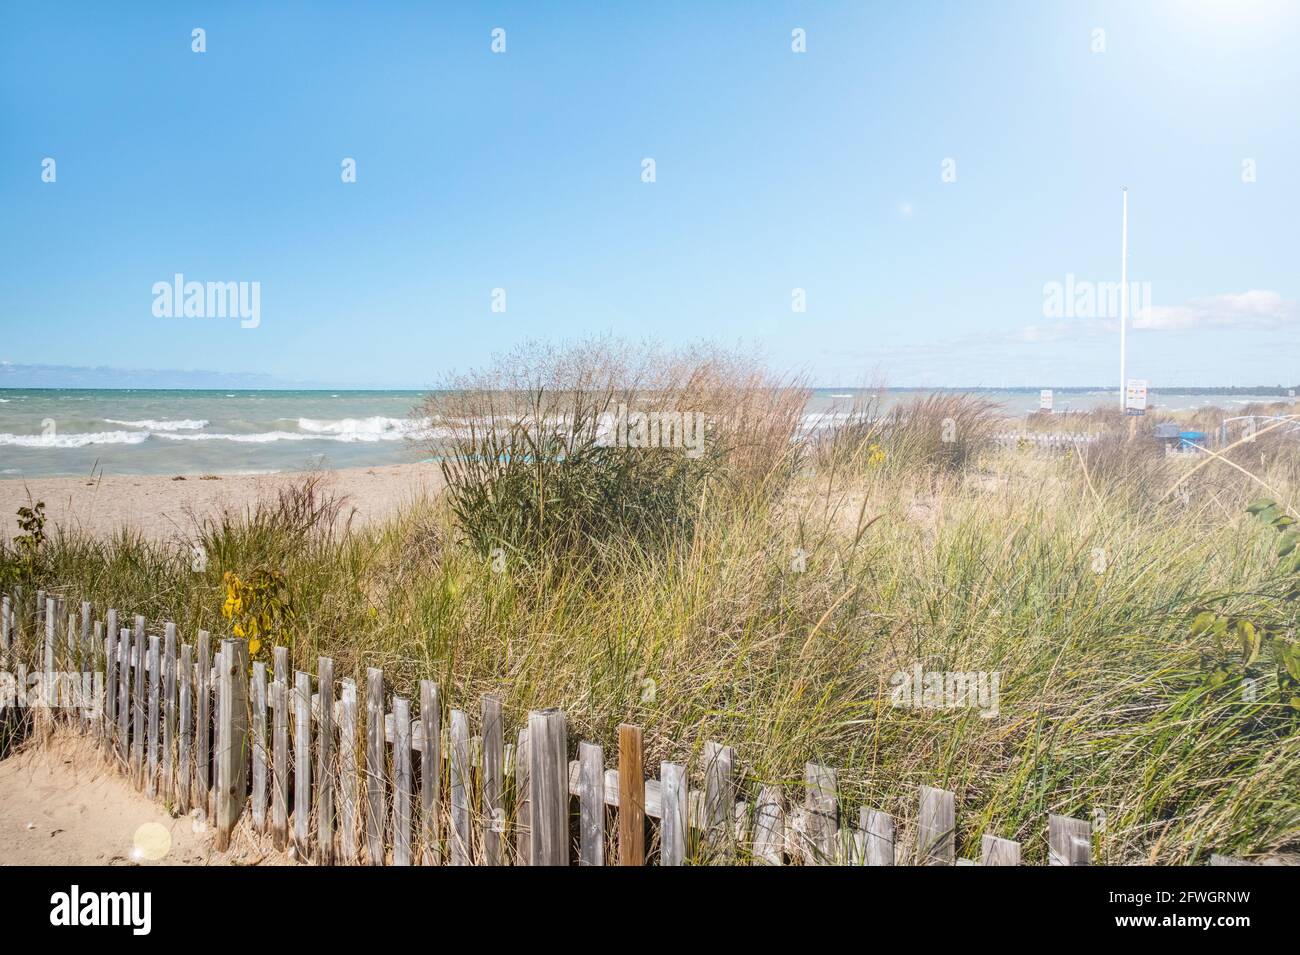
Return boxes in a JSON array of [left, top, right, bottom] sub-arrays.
[[0, 733, 290, 866], [0, 464, 444, 542]]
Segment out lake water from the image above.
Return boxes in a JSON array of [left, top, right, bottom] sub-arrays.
[[0, 388, 1287, 477]]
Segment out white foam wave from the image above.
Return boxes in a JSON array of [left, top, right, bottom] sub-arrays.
[[156, 429, 406, 444], [0, 430, 152, 448], [0, 425, 447, 448], [297, 416, 418, 435], [105, 418, 209, 431]]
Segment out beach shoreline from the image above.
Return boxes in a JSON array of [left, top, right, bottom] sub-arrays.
[[0, 463, 444, 543]]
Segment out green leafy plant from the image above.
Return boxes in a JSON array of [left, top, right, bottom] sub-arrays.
[[3, 499, 48, 587], [1193, 498, 1300, 709], [1247, 497, 1300, 575]]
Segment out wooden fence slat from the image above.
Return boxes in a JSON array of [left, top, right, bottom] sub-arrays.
[[294, 670, 313, 860], [60, 606, 70, 714], [316, 656, 335, 866], [481, 694, 504, 866], [81, 607, 92, 725], [1048, 814, 1091, 866], [419, 680, 441, 865], [209, 645, 221, 819], [43, 598, 55, 686], [617, 724, 645, 866], [214, 638, 250, 851], [178, 644, 192, 815], [196, 631, 210, 817], [131, 615, 145, 788], [391, 696, 413, 866], [93, 622, 106, 741], [449, 708, 471, 866], [365, 667, 386, 866], [515, 727, 530, 864], [118, 627, 132, 765], [162, 623, 176, 801], [803, 763, 838, 865], [578, 742, 606, 866], [981, 833, 1021, 865], [660, 760, 688, 867], [75, 608, 89, 726], [0, 594, 9, 651], [65, 606, 75, 694], [860, 808, 895, 865], [271, 646, 290, 850], [702, 741, 735, 853], [527, 709, 568, 866], [339, 678, 358, 864], [102, 621, 116, 753], [146, 633, 160, 796], [90, 622, 102, 729], [37, 596, 57, 727], [104, 609, 118, 749], [918, 786, 956, 865], [251, 661, 268, 830], [752, 784, 784, 865]]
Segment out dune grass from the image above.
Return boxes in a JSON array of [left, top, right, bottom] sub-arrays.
[[2, 350, 1298, 864]]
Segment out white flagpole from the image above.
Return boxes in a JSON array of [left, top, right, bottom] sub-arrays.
[[1119, 187, 1128, 411]]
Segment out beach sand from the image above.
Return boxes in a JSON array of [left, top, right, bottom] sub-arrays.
[[0, 732, 291, 866], [0, 464, 444, 543]]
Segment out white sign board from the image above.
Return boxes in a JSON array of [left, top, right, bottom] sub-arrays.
[[1039, 389, 1053, 412], [1125, 379, 1148, 416]]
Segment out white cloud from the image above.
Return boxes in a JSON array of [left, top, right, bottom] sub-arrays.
[[1135, 290, 1297, 331], [1014, 290, 1296, 342]]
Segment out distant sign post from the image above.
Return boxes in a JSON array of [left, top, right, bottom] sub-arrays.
[[1039, 389, 1053, 413], [1125, 379, 1148, 416]]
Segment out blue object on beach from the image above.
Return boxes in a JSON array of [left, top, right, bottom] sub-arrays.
[[1179, 431, 1208, 450]]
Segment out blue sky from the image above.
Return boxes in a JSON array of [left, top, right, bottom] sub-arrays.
[[1, 0, 1297, 389]]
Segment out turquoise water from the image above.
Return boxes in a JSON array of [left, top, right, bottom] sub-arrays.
[[0, 390, 427, 477], [0, 388, 1286, 477]]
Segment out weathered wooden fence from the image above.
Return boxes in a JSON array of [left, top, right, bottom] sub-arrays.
[[0, 587, 1113, 865]]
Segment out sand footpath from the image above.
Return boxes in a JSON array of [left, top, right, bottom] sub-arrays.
[[0, 464, 445, 543]]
